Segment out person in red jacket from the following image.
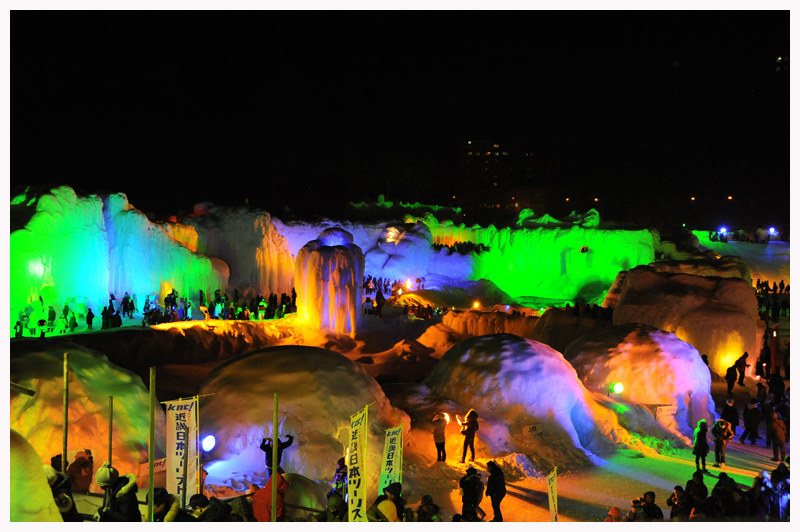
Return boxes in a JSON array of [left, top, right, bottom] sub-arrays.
[[252, 470, 287, 522]]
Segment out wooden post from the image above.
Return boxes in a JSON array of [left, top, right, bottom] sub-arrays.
[[62, 353, 69, 474], [181, 425, 190, 509], [271, 391, 278, 523], [147, 367, 156, 522], [108, 396, 113, 465]]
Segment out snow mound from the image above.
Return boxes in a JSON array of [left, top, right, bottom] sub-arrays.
[[649, 256, 752, 284], [198, 345, 410, 494], [419, 334, 665, 471], [529, 308, 612, 354], [174, 205, 294, 297], [442, 309, 538, 339], [10, 341, 168, 484], [295, 228, 364, 334], [613, 266, 763, 376], [10, 429, 62, 522], [564, 324, 716, 438]]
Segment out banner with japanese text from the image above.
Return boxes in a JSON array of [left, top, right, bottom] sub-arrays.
[[347, 405, 369, 522], [378, 425, 403, 494], [165, 398, 199, 501], [547, 466, 558, 522]]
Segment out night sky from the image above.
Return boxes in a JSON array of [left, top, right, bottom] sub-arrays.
[[12, 11, 789, 231]]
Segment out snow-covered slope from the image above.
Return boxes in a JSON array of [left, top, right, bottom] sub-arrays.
[[564, 324, 716, 440], [10, 340, 168, 484], [613, 266, 763, 376], [10, 429, 63, 522], [198, 345, 410, 494]]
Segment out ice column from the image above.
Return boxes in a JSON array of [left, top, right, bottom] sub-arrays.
[[295, 228, 364, 334]]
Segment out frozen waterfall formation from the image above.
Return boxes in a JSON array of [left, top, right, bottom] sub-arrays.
[[294, 227, 365, 334]]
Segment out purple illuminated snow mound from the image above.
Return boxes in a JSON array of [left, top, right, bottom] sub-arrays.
[[564, 323, 716, 438], [316, 226, 355, 247], [198, 345, 409, 493]]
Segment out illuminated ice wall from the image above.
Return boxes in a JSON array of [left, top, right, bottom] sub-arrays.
[[294, 228, 364, 334], [177, 205, 295, 297], [425, 216, 656, 300], [105, 193, 228, 303], [10, 186, 229, 332]]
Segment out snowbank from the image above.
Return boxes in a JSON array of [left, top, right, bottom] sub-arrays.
[[564, 324, 716, 439], [198, 345, 410, 494], [417, 334, 668, 472], [295, 228, 364, 334], [10, 341, 167, 484], [176, 205, 294, 297], [613, 266, 763, 376], [10, 429, 63, 522], [529, 308, 612, 354], [105, 193, 229, 305], [648, 256, 752, 284], [442, 309, 538, 339]]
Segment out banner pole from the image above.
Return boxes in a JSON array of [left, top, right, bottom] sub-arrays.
[[62, 353, 69, 474], [148, 367, 156, 522], [108, 396, 113, 465], [271, 391, 278, 522], [181, 425, 190, 509]]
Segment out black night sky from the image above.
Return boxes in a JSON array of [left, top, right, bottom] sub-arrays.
[[12, 11, 789, 233]]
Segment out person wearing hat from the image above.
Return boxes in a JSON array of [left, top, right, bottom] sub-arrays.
[[459, 467, 484, 522], [641, 491, 664, 521], [367, 482, 404, 522], [604, 506, 622, 522], [485, 461, 506, 522], [725, 365, 738, 394], [740, 398, 762, 445], [623, 497, 645, 521], [415, 494, 442, 522], [44, 465, 82, 522], [312, 491, 348, 522], [66, 450, 93, 492], [721, 399, 740, 436], [253, 470, 288, 522], [95, 461, 142, 522], [459, 409, 479, 463]]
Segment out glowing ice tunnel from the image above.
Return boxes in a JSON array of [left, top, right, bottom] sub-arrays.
[[294, 228, 364, 334]]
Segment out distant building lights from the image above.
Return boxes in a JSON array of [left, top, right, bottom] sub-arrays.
[[594, 198, 598, 202], [728, 196, 733, 200], [691, 197, 695, 201], [566, 198, 569, 201]]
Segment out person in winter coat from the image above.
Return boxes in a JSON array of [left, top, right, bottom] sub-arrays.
[[259, 434, 294, 478], [66, 451, 94, 492], [684, 471, 708, 513], [148, 487, 197, 522], [68, 312, 77, 332], [47, 306, 56, 332], [745, 472, 778, 521], [252, 472, 288, 522], [328, 457, 347, 497], [734, 352, 750, 385], [415, 495, 443, 522], [762, 395, 775, 447], [725, 366, 738, 393], [604, 506, 623, 522], [721, 399, 740, 435], [458, 467, 484, 522], [367, 482, 405, 522], [770, 462, 790, 521], [740, 398, 762, 445], [485, 461, 507, 522], [641, 491, 664, 521], [95, 462, 142, 522], [431, 412, 448, 462], [44, 465, 83, 522], [767, 412, 787, 462], [86, 308, 95, 329], [623, 497, 645, 521], [711, 419, 734, 468], [666, 486, 690, 521], [768, 372, 786, 404], [459, 409, 479, 463], [692, 420, 710, 471]]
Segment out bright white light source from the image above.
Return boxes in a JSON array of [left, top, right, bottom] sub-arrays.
[[769, 227, 776, 234], [202, 435, 216, 452], [473, 302, 479, 308], [720, 227, 727, 234]]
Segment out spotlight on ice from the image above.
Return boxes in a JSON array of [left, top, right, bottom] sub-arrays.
[[473, 301, 480, 308], [769, 227, 776, 235], [608, 382, 624, 396], [202, 435, 216, 452], [720, 227, 727, 234]]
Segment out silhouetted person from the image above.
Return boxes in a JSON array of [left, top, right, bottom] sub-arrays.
[[86, 308, 95, 329], [725, 366, 737, 394], [260, 435, 294, 479], [734, 353, 749, 386]]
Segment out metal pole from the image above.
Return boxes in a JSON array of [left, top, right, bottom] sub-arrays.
[[181, 425, 190, 509], [62, 353, 69, 474], [271, 391, 278, 523], [108, 396, 113, 465], [147, 367, 156, 522]]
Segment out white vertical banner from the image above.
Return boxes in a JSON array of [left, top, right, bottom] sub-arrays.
[[165, 398, 199, 502], [347, 405, 369, 522], [378, 425, 403, 494], [547, 466, 558, 522]]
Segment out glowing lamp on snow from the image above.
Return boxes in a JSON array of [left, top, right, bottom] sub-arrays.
[[769, 227, 776, 235], [473, 301, 480, 308], [202, 435, 216, 452], [608, 382, 624, 396]]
